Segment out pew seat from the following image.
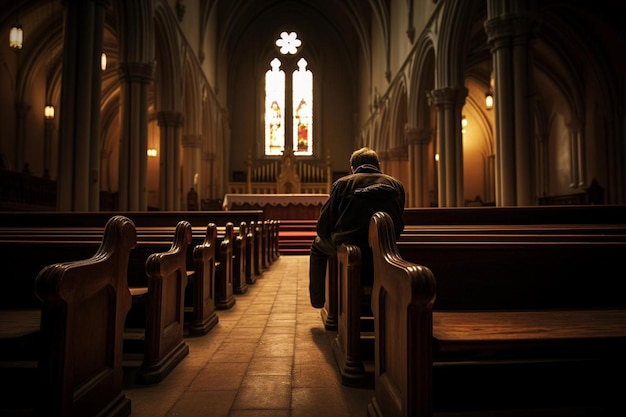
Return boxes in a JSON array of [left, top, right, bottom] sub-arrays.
[[366, 211, 626, 417]]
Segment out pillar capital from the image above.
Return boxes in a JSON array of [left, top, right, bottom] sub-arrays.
[[405, 126, 432, 145], [427, 87, 468, 108], [118, 62, 154, 84], [388, 146, 407, 161], [182, 134, 203, 148], [484, 13, 538, 50], [157, 111, 184, 128]]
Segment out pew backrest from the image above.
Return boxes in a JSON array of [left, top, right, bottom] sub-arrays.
[[1, 215, 138, 417]]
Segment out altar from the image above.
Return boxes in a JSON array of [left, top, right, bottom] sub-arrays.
[[222, 193, 329, 220]]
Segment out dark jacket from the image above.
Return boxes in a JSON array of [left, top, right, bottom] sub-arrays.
[[316, 164, 405, 247]]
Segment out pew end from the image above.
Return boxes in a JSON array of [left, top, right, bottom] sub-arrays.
[[0, 215, 137, 417], [215, 222, 236, 310], [186, 223, 219, 336], [332, 243, 377, 388], [124, 220, 192, 385]]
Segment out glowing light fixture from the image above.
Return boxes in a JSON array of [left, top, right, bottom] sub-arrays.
[[147, 148, 157, 157], [101, 52, 107, 71], [44, 104, 55, 120], [9, 24, 23, 49], [485, 91, 494, 110], [485, 72, 495, 110]]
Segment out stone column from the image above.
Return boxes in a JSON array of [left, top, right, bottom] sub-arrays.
[[567, 119, 585, 188], [204, 152, 215, 200], [485, 3, 538, 205], [57, 0, 108, 211], [157, 111, 184, 210], [43, 118, 55, 178], [182, 133, 203, 208], [15, 101, 29, 172], [118, 62, 154, 210], [428, 87, 467, 207], [405, 126, 432, 207]]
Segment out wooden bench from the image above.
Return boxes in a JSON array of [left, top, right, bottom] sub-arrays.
[[0, 218, 202, 385], [366, 211, 626, 416], [324, 206, 626, 375], [0, 210, 277, 334], [0, 209, 268, 307], [187, 223, 219, 336], [0, 215, 136, 417], [232, 222, 249, 295], [124, 220, 193, 384], [215, 222, 236, 309], [0, 210, 265, 229]]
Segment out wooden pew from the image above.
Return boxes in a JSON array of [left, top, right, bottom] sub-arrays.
[[187, 223, 219, 336], [402, 204, 626, 226], [0, 218, 201, 385], [243, 221, 257, 286], [332, 244, 374, 386], [0, 210, 264, 229], [322, 205, 626, 332], [0, 215, 137, 417], [232, 222, 249, 295], [250, 220, 266, 277], [367, 211, 626, 417], [215, 223, 235, 309], [0, 209, 266, 307], [0, 211, 276, 333], [124, 220, 193, 384], [333, 221, 626, 387]]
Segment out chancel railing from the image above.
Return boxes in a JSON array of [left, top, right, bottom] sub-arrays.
[[227, 149, 332, 195]]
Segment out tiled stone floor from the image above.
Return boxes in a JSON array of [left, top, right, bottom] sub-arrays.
[[124, 255, 374, 417]]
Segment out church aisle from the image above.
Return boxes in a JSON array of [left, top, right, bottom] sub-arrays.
[[124, 255, 374, 417]]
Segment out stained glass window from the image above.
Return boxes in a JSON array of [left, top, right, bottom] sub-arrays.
[[265, 58, 285, 155], [293, 58, 312, 155], [264, 31, 313, 156]]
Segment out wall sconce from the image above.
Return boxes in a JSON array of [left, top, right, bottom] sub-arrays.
[[9, 24, 23, 50], [44, 104, 55, 120], [461, 115, 468, 134], [101, 52, 107, 71], [485, 91, 494, 110], [147, 148, 158, 157]]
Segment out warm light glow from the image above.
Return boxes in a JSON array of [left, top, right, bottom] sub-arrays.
[[101, 52, 107, 71], [435, 153, 439, 162], [485, 92, 494, 110], [461, 115, 468, 127], [147, 148, 157, 157], [9, 25, 23, 49], [44, 104, 55, 120], [275, 31, 301, 55]]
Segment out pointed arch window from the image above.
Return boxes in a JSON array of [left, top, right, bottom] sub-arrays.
[[264, 31, 313, 156], [293, 58, 312, 154], [265, 58, 285, 155]]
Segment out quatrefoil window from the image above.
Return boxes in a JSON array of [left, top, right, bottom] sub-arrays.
[[275, 31, 302, 55]]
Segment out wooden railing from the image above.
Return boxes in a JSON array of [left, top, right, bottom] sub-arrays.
[[227, 149, 332, 194]]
